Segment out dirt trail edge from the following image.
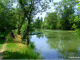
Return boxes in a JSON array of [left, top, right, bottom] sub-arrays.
[[0, 35, 9, 59]]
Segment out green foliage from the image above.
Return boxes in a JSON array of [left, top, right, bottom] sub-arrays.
[[78, 4, 80, 10], [0, 1, 17, 33], [0, 3, 7, 31], [56, 21, 62, 29], [44, 12, 57, 29], [29, 41, 35, 49], [33, 17, 43, 28], [73, 16, 80, 29], [73, 0, 80, 37], [73, 15, 80, 38], [41, 23, 44, 28], [18, 0, 52, 45], [40, 0, 76, 30], [29, 24, 34, 33], [53, 0, 76, 30], [20, 21, 28, 37]]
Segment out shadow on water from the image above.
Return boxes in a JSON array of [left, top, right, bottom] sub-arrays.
[[31, 29, 80, 59]]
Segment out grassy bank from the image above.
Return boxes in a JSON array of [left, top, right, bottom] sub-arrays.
[[3, 33, 41, 59]]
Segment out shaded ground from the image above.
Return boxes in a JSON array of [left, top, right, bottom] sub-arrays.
[[0, 35, 9, 59]]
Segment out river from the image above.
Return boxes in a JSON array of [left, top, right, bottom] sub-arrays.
[[30, 29, 80, 59]]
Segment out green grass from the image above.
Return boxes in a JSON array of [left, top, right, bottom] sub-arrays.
[[3, 31, 41, 59], [3, 43, 40, 59]]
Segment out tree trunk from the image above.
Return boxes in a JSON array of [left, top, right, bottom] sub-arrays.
[[26, 25, 29, 45], [27, 36, 29, 45], [26, 19, 30, 45], [22, 18, 30, 45], [18, 14, 20, 35], [18, 23, 20, 34]]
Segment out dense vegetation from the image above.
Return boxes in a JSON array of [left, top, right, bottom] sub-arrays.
[[0, 0, 51, 45], [33, 0, 79, 30], [0, 0, 51, 59], [0, 0, 80, 59], [0, 0, 79, 45]]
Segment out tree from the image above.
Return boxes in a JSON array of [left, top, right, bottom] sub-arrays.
[[0, 0, 18, 38], [0, 0, 17, 32], [44, 12, 57, 29], [33, 17, 43, 28], [71, 0, 80, 38], [18, 0, 51, 45], [0, 2, 7, 32], [16, 7, 25, 35], [54, 0, 77, 30]]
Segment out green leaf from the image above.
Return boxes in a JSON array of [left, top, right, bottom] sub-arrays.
[[78, 4, 80, 10]]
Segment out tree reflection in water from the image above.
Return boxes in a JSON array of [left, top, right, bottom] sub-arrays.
[[44, 30, 80, 59], [32, 29, 80, 59]]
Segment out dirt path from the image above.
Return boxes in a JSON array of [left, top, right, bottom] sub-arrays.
[[0, 35, 9, 59]]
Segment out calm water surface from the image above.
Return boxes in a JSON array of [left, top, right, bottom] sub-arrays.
[[30, 29, 80, 59]]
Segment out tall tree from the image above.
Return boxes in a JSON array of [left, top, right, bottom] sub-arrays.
[[18, 0, 51, 45], [0, 0, 18, 38], [16, 6, 25, 35], [33, 17, 43, 28], [54, 0, 77, 30], [44, 12, 57, 29], [0, 0, 17, 32]]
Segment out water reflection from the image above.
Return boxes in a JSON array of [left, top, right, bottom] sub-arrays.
[[31, 29, 80, 59]]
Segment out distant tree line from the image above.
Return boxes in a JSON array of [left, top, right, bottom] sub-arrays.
[[33, 0, 79, 30]]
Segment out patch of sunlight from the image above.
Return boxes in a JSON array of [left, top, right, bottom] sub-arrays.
[[14, 34, 22, 43], [17, 43, 27, 47], [6, 43, 27, 52]]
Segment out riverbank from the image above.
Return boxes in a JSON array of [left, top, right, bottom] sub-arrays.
[[1, 31, 40, 59]]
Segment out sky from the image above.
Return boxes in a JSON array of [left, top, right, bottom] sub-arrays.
[[12, 0, 62, 21], [12, 0, 80, 21], [34, 0, 79, 21], [34, 0, 62, 21]]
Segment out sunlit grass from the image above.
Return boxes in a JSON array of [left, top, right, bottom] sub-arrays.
[[3, 43, 40, 59], [3, 32, 41, 59]]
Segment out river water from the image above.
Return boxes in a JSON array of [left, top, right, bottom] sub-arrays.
[[30, 29, 80, 59]]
